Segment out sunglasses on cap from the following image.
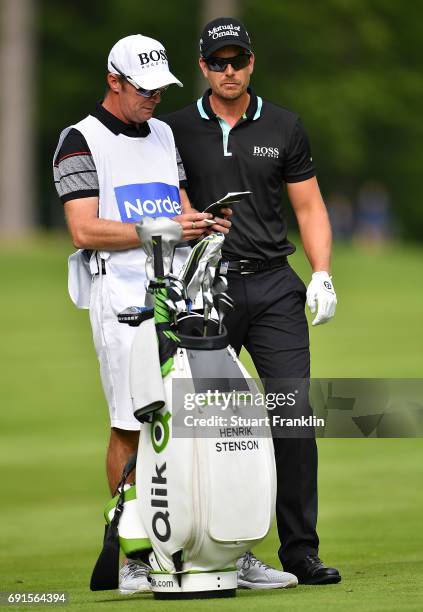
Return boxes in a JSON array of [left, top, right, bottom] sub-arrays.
[[110, 62, 169, 98], [205, 53, 251, 72]]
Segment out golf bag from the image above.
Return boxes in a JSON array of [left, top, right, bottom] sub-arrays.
[[91, 218, 276, 599]]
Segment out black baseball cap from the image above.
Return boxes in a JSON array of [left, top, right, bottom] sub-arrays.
[[199, 17, 252, 59]]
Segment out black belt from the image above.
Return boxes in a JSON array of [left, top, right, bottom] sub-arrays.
[[220, 257, 287, 274], [97, 257, 286, 276]]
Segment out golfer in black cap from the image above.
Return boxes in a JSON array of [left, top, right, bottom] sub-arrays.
[[162, 17, 340, 587]]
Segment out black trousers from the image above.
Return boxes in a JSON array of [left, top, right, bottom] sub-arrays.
[[223, 263, 319, 566]]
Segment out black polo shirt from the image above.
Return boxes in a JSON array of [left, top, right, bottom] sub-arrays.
[[161, 89, 315, 261]]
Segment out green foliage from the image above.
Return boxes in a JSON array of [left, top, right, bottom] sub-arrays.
[[40, 1, 423, 239], [243, 0, 423, 239]]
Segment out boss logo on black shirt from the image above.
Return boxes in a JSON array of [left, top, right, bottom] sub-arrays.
[[253, 145, 280, 158]]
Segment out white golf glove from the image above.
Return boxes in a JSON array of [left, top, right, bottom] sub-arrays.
[[306, 271, 337, 326]]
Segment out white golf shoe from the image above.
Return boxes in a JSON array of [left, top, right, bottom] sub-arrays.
[[236, 551, 298, 589], [119, 560, 151, 594]]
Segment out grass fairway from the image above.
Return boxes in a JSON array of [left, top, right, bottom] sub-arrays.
[[0, 235, 422, 611]]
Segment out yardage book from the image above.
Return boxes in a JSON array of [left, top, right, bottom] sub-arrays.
[[204, 191, 252, 217]]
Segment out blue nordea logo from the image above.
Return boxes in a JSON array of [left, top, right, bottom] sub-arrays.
[[115, 182, 181, 222]]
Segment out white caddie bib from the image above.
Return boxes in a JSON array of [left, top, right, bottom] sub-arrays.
[[57, 114, 189, 312]]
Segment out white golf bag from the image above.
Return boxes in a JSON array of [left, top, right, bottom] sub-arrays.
[[91, 218, 276, 599]]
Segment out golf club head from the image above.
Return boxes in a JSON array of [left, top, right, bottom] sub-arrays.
[[213, 293, 222, 313], [213, 292, 234, 309], [214, 292, 235, 333], [179, 233, 224, 301], [203, 291, 214, 313], [135, 217, 183, 280], [165, 284, 187, 314], [212, 274, 228, 295]]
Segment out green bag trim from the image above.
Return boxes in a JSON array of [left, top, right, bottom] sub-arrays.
[[160, 356, 174, 378], [119, 537, 152, 556], [154, 289, 170, 324], [164, 329, 179, 343], [103, 484, 137, 522]]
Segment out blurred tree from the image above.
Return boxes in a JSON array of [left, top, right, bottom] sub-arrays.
[[0, 0, 35, 236], [38, 0, 423, 241]]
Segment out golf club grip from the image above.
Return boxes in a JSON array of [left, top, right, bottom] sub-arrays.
[[152, 235, 164, 277]]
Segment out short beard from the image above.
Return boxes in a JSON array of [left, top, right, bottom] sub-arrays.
[[215, 83, 247, 102]]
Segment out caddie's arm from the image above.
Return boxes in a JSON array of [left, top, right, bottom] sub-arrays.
[[287, 177, 337, 326], [64, 197, 215, 250]]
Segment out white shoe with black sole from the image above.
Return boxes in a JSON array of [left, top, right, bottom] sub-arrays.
[[119, 560, 151, 594], [236, 552, 298, 589]]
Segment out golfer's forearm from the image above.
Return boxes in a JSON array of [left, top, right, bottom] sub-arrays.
[[68, 218, 141, 251], [288, 177, 332, 272], [297, 206, 332, 273]]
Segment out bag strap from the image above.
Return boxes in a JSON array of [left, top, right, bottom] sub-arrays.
[[90, 453, 137, 591]]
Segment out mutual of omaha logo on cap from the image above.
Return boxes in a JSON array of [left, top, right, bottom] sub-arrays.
[[108, 34, 183, 90], [199, 17, 252, 58]]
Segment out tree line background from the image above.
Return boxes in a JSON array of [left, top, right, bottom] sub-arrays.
[[3, 0, 422, 241]]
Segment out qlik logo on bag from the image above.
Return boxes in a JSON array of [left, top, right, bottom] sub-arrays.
[[151, 462, 171, 542], [115, 182, 181, 223], [150, 411, 172, 543], [151, 411, 171, 454]]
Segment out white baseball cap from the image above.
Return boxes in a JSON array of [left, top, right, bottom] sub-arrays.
[[107, 34, 183, 90]]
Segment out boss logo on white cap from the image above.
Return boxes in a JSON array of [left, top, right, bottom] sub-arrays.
[[138, 48, 168, 67]]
